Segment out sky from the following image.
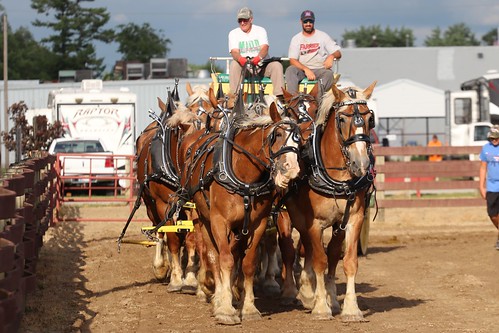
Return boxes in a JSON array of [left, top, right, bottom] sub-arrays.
[[2, 0, 499, 73]]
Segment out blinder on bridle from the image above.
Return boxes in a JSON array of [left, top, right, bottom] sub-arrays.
[[268, 120, 301, 160], [334, 94, 375, 147]]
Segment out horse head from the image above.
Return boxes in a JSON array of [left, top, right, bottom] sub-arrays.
[[323, 81, 377, 178], [266, 102, 301, 189]]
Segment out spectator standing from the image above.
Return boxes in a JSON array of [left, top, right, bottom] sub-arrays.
[[479, 125, 499, 250], [428, 134, 443, 162]]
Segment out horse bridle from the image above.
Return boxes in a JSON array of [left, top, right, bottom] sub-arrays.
[[334, 99, 375, 160]]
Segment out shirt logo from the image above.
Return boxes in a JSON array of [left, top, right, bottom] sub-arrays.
[[300, 43, 320, 55]]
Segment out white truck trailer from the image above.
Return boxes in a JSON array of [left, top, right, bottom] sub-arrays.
[[47, 79, 137, 158]]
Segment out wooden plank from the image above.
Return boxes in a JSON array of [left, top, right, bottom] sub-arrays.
[[375, 161, 480, 178], [375, 180, 478, 191], [374, 146, 482, 156], [377, 198, 485, 208]]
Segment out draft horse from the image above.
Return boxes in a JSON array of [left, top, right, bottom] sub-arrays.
[[284, 82, 377, 321], [131, 91, 206, 294], [177, 102, 302, 325]]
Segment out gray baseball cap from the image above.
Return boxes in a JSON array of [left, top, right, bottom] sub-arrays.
[[237, 7, 253, 20]]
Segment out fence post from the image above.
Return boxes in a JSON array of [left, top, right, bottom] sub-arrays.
[[375, 154, 385, 221]]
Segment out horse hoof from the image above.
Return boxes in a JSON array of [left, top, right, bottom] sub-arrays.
[[341, 313, 367, 322], [280, 297, 301, 307], [297, 294, 314, 310], [181, 285, 197, 295], [242, 311, 262, 321], [262, 283, 281, 297], [215, 314, 241, 325], [167, 283, 182, 293], [152, 265, 170, 281], [311, 312, 333, 321]]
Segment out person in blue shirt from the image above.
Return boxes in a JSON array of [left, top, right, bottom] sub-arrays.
[[479, 125, 499, 250]]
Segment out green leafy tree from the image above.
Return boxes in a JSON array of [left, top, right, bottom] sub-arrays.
[[115, 23, 171, 63], [31, 0, 114, 75], [342, 25, 414, 47], [482, 28, 499, 46], [2, 26, 58, 80], [425, 23, 480, 46]]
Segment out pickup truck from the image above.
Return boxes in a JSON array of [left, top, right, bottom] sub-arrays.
[[48, 138, 117, 186]]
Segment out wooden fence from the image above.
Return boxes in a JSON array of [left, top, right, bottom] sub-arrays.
[[374, 146, 484, 215], [0, 153, 57, 332]]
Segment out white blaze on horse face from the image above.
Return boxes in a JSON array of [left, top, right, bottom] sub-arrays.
[[348, 126, 370, 178], [274, 129, 300, 189]]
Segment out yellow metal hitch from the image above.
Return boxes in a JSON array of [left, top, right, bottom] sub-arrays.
[[141, 220, 194, 233], [120, 239, 157, 247], [183, 202, 196, 209]]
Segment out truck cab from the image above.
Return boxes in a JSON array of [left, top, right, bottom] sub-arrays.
[[447, 70, 499, 146]]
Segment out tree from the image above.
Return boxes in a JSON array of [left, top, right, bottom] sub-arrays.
[[3, 26, 58, 80], [424, 23, 480, 46], [342, 25, 415, 47], [31, 0, 114, 75], [482, 28, 498, 46], [1, 102, 64, 156], [115, 23, 171, 63]]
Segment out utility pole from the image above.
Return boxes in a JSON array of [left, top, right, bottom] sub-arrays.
[[2, 14, 8, 174]]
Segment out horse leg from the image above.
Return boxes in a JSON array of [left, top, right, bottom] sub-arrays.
[[340, 213, 365, 322], [277, 210, 299, 304], [296, 230, 316, 310], [326, 230, 344, 315], [152, 232, 171, 281], [240, 219, 267, 321], [209, 218, 240, 325], [260, 228, 281, 297], [144, 203, 170, 281], [166, 232, 184, 292], [308, 225, 333, 320], [194, 222, 214, 301], [181, 231, 199, 294]]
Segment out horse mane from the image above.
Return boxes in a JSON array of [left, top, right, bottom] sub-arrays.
[[166, 103, 200, 127], [316, 85, 368, 126], [237, 113, 272, 128], [186, 85, 210, 106]]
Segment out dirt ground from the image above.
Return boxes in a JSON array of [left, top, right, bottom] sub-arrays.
[[19, 204, 499, 333]]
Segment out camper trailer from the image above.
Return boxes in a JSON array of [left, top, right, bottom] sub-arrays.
[[47, 79, 137, 157]]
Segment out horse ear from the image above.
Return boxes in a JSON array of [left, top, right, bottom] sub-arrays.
[[332, 84, 345, 102], [269, 102, 282, 123], [309, 83, 319, 98], [363, 81, 377, 99], [282, 88, 293, 102], [208, 87, 218, 107], [157, 97, 166, 112], [186, 82, 193, 96]]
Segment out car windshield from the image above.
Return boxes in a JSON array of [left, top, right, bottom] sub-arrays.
[[53, 140, 104, 153]]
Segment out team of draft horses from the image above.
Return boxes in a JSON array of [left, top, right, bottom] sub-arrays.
[[119, 77, 378, 325]]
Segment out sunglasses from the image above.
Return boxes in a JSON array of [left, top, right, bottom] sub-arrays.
[[303, 19, 314, 24], [238, 18, 250, 23]]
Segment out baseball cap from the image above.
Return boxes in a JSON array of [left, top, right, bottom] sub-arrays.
[[300, 10, 315, 21], [487, 125, 499, 139], [237, 7, 253, 20]]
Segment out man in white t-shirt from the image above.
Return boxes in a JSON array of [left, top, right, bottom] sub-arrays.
[[285, 10, 342, 94], [228, 7, 284, 99]]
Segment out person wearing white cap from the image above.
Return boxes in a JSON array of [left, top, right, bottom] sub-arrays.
[[285, 10, 342, 94], [479, 124, 499, 250], [228, 7, 285, 99]]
